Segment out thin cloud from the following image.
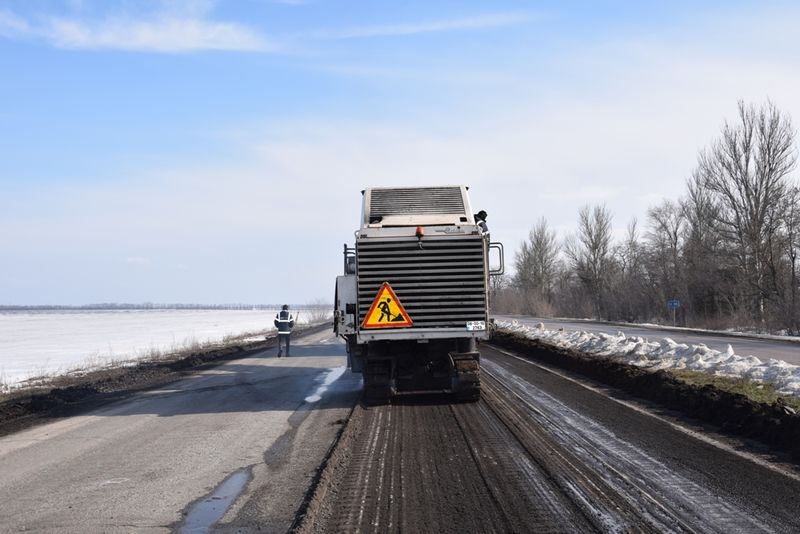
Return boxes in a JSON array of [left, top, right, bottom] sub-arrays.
[[0, 10, 31, 38], [0, 9, 276, 53], [312, 11, 531, 40], [47, 15, 275, 52]]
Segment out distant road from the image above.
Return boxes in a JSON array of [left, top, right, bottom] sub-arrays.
[[0, 329, 360, 533], [494, 315, 800, 366]]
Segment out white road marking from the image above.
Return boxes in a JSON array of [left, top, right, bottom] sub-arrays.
[[305, 366, 347, 403]]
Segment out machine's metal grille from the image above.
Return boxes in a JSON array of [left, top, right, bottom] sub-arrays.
[[369, 187, 465, 216], [356, 235, 487, 329]]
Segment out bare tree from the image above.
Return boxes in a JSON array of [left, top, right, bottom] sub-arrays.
[[680, 174, 738, 325], [514, 218, 560, 314], [790, 187, 800, 331], [611, 218, 650, 321], [693, 100, 797, 325], [565, 205, 614, 318], [645, 200, 686, 320], [488, 273, 510, 311], [773, 185, 800, 331]]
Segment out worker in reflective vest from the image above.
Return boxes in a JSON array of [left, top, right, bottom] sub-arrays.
[[274, 304, 294, 357]]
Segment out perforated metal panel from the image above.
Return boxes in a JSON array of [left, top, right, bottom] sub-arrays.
[[356, 235, 487, 329], [369, 187, 466, 217]]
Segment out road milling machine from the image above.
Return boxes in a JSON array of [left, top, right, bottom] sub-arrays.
[[333, 185, 503, 403]]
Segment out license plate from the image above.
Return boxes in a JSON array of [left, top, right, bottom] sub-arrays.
[[466, 321, 486, 331]]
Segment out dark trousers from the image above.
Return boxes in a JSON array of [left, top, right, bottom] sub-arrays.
[[278, 333, 291, 356]]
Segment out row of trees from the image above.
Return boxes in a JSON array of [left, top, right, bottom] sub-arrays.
[[494, 101, 800, 333]]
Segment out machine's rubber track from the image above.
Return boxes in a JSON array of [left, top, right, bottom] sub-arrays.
[[363, 360, 393, 405], [452, 353, 481, 402]]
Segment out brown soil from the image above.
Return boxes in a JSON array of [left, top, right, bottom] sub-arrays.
[[490, 330, 800, 461], [0, 324, 329, 438]]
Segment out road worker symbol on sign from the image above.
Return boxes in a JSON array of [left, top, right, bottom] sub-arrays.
[[361, 282, 413, 328]]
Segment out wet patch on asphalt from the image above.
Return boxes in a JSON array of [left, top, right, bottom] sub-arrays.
[[264, 366, 348, 469], [177, 467, 254, 534]]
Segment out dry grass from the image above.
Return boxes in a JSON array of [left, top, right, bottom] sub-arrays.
[[303, 299, 334, 324], [222, 328, 273, 343], [666, 368, 800, 411]]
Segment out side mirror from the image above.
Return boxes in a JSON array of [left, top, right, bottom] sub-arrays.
[[489, 242, 504, 275], [345, 256, 356, 275]]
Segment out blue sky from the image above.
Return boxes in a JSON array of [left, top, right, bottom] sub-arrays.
[[2, 0, 800, 305]]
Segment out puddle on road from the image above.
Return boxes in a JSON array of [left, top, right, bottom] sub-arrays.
[[304, 366, 347, 403], [178, 467, 252, 534]]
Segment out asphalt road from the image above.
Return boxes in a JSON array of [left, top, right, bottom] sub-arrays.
[[496, 314, 800, 365], [0, 329, 360, 533], [5, 325, 799, 533]]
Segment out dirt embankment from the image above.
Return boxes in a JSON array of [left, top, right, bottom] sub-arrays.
[[491, 330, 800, 461], [0, 324, 330, 437]]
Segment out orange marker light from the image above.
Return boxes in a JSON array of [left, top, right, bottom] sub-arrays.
[[415, 226, 425, 237]]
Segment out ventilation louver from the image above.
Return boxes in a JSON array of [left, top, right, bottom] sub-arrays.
[[356, 235, 487, 329], [369, 187, 466, 217]]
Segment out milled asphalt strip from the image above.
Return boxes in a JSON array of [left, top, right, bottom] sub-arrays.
[[481, 366, 701, 534], [489, 344, 800, 484]]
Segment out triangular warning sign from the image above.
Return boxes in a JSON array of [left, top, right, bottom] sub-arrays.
[[361, 282, 413, 329]]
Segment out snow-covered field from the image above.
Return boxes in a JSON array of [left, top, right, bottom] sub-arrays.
[[0, 309, 324, 388], [498, 320, 800, 398]]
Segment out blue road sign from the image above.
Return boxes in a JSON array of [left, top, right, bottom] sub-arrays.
[[667, 299, 681, 310]]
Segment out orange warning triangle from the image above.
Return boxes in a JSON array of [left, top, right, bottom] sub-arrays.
[[361, 282, 413, 329]]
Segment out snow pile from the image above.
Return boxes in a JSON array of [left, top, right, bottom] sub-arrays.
[[497, 320, 800, 398]]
